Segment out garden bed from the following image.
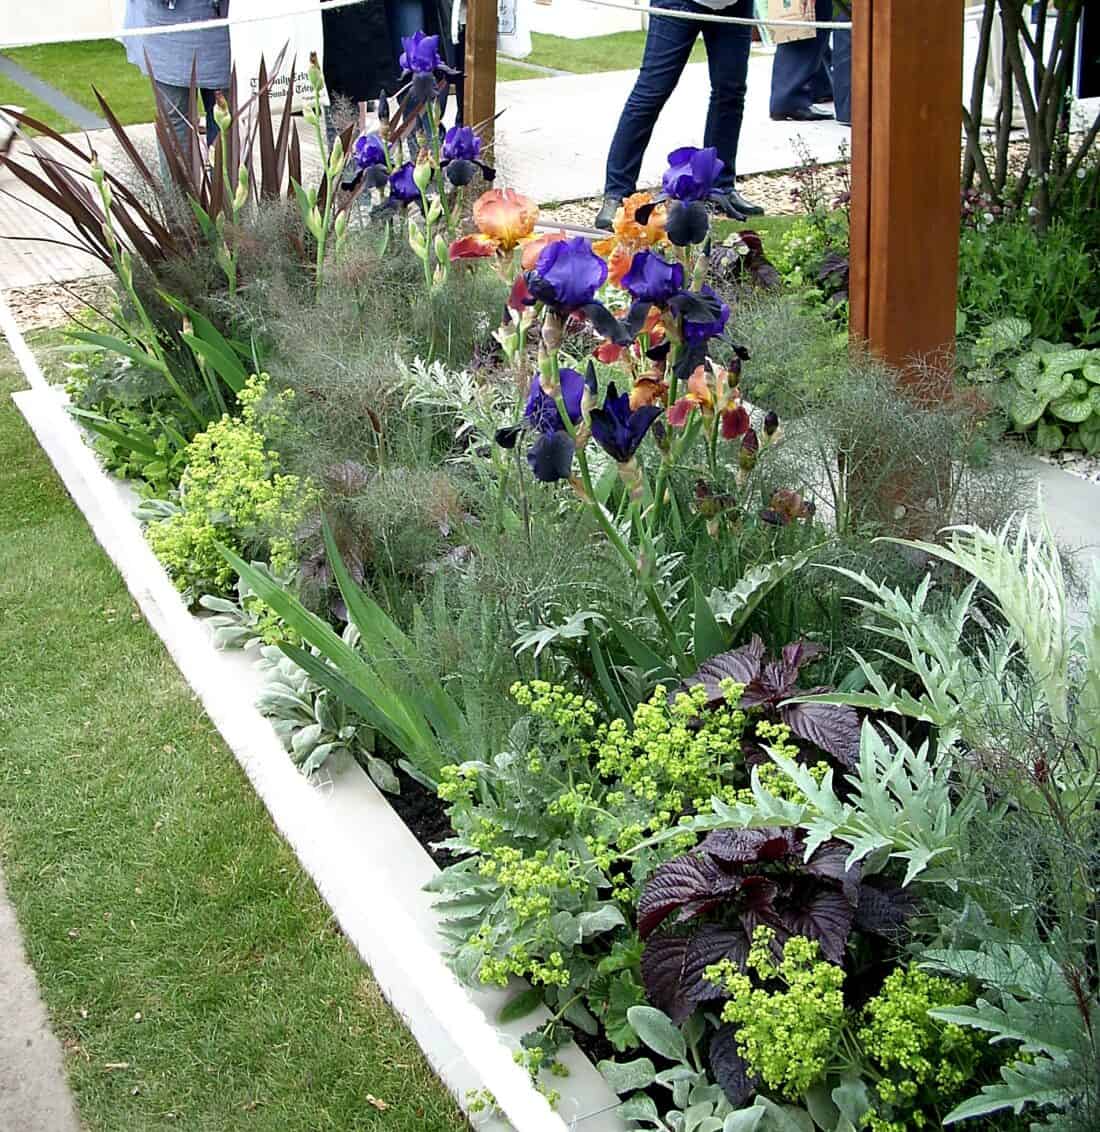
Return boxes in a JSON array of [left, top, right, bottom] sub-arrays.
[[8, 365, 625, 1132]]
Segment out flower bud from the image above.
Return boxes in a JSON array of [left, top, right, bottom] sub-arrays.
[[540, 311, 563, 352], [213, 92, 232, 135], [433, 233, 449, 262], [618, 457, 645, 502], [302, 104, 318, 126], [328, 137, 345, 179], [307, 206, 324, 241], [427, 198, 444, 226], [334, 211, 349, 244], [308, 52, 323, 95], [407, 218, 428, 259], [232, 163, 249, 212], [413, 157, 433, 193]]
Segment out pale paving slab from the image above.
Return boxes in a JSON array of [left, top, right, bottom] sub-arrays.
[[495, 52, 852, 203], [0, 868, 83, 1132]]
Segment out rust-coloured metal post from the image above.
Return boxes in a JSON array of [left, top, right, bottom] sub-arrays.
[[849, 0, 965, 387], [464, 0, 498, 144]]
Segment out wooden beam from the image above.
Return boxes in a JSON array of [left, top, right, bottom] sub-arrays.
[[464, 0, 498, 144], [849, 0, 965, 389]]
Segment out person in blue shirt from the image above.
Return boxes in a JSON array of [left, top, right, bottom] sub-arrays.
[[124, 1, 231, 152]]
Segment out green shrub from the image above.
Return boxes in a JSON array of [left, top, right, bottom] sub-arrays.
[[146, 374, 311, 599]]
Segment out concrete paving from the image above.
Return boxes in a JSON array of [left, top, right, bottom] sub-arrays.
[[0, 869, 82, 1132]]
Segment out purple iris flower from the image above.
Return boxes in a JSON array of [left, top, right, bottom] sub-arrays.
[[682, 285, 731, 344], [353, 133, 387, 169], [590, 382, 662, 464], [524, 368, 588, 435], [662, 146, 725, 202], [388, 162, 420, 204], [442, 125, 482, 162], [528, 237, 608, 310], [621, 250, 685, 306], [399, 30, 442, 74]]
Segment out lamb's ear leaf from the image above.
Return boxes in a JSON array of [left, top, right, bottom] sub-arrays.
[[626, 1006, 687, 1063], [497, 987, 543, 1025]]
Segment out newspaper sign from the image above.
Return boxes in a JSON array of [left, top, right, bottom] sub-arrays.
[[768, 0, 816, 45], [229, 0, 327, 111]]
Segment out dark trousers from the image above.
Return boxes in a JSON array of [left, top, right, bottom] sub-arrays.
[[770, 0, 833, 117], [604, 0, 753, 199], [832, 26, 851, 124]]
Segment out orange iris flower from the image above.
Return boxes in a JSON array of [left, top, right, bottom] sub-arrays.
[[449, 188, 539, 261], [667, 363, 750, 439]]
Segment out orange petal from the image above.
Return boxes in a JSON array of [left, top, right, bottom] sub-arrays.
[[473, 188, 538, 250], [607, 244, 634, 287], [596, 341, 626, 364], [629, 378, 669, 410], [686, 366, 713, 409], [449, 233, 498, 260], [520, 230, 567, 272], [592, 236, 615, 258]]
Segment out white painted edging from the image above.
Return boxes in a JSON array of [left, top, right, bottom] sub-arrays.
[[6, 341, 626, 1132]]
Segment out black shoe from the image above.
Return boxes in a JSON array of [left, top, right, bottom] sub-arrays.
[[709, 193, 747, 222], [770, 107, 834, 122], [727, 189, 764, 217], [594, 194, 621, 231]]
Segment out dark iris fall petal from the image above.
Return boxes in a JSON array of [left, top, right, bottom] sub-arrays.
[[667, 200, 710, 247], [528, 431, 576, 482]]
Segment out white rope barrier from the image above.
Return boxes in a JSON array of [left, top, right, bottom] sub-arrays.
[[0, 0, 369, 51], [580, 0, 852, 30]]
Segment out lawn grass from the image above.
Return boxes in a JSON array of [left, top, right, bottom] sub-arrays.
[[712, 212, 800, 244], [0, 344, 465, 1131], [497, 60, 540, 82], [4, 39, 155, 126], [0, 73, 76, 134], [514, 30, 705, 73]]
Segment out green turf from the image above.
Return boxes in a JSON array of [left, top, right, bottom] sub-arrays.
[[0, 345, 465, 1131], [511, 30, 706, 74], [712, 213, 800, 244], [497, 61, 541, 82], [4, 39, 155, 126], [0, 73, 76, 134]]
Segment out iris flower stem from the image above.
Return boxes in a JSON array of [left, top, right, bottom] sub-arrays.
[[307, 86, 337, 296], [651, 338, 685, 530]]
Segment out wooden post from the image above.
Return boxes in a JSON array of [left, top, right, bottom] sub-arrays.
[[465, 0, 498, 144], [849, 0, 965, 388]]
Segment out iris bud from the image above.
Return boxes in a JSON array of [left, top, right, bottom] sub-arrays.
[[328, 137, 345, 179], [213, 93, 232, 135], [308, 52, 323, 94], [434, 233, 449, 262], [427, 198, 444, 226], [307, 206, 324, 241], [233, 164, 249, 212], [407, 219, 427, 259], [413, 158, 433, 193], [334, 211, 349, 244]]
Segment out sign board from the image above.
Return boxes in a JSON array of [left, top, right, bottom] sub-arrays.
[[229, 0, 326, 111]]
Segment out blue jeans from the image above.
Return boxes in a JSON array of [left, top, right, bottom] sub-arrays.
[[770, 0, 832, 117], [604, 0, 753, 199], [831, 27, 851, 124], [385, 0, 426, 63]]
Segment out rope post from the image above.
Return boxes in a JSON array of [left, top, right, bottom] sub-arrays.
[[465, 0, 498, 145], [849, 0, 964, 389]]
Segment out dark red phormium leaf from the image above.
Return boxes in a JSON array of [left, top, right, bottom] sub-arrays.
[[640, 934, 693, 1022], [710, 1024, 758, 1106], [780, 701, 862, 766], [636, 855, 739, 939], [805, 839, 862, 903], [682, 926, 749, 1003], [677, 635, 766, 708], [782, 883, 855, 965], [702, 827, 798, 866]]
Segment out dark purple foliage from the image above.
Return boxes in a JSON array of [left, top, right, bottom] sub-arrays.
[[678, 634, 861, 766], [637, 827, 910, 1028]]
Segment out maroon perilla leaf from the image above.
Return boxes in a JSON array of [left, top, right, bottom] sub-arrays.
[[678, 635, 766, 708], [640, 934, 692, 1023], [780, 700, 862, 766], [804, 838, 862, 903], [854, 881, 919, 938], [709, 1024, 758, 1107], [636, 855, 739, 938], [702, 827, 798, 866], [781, 882, 854, 964], [682, 926, 749, 1003]]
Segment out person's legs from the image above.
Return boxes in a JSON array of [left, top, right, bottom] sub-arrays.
[[200, 88, 220, 148], [385, 0, 427, 63], [701, 0, 753, 191], [770, 0, 833, 118], [154, 81, 193, 155], [831, 26, 851, 124], [603, 0, 700, 200]]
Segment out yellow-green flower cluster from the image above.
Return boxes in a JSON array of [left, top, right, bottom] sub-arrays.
[[472, 926, 570, 989], [510, 680, 599, 737], [859, 965, 982, 1131], [478, 846, 582, 925], [437, 762, 480, 804], [147, 375, 311, 595], [596, 682, 746, 819], [710, 928, 846, 1099]]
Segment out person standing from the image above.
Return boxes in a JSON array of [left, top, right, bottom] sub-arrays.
[[595, 0, 763, 231], [124, 1, 231, 151], [321, 0, 400, 141], [831, 0, 851, 126], [769, 0, 834, 121]]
